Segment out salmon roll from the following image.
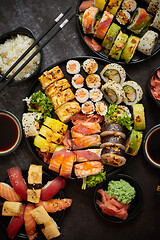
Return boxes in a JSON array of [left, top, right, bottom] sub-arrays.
[[95, 100, 108, 116], [122, 0, 137, 12], [82, 6, 99, 34], [81, 101, 95, 114], [75, 88, 89, 103], [94, 11, 114, 39], [66, 60, 80, 74], [122, 81, 143, 105], [116, 10, 131, 25], [83, 59, 98, 74], [89, 89, 103, 102], [86, 74, 101, 88], [72, 74, 84, 88]]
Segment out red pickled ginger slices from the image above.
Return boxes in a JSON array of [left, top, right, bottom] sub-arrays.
[[7, 166, 28, 201], [40, 176, 66, 201], [6, 204, 25, 239]]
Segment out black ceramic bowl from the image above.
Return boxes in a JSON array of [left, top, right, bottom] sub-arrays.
[[148, 67, 160, 107], [94, 174, 142, 223], [143, 124, 160, 169], [0, 27, 42, 84]]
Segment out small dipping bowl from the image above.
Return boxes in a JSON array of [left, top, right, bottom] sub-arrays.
[[143, 124, 160, 169], [148, 67, 160, 107], [0, 27, 42, 84], [0, 110, 22, 156]]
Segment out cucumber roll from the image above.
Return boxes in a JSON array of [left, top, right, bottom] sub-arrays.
[[101, 80, 124, 105], [127, 8, 153, 36], [132, 104, 145, 130], [125, 129, 143, 156], [109, 31, 128, 60], [121, 35, 140, 63], [122, 81, 143, 105], [100, 63, 126, 84], [102, 23, 121, 53]]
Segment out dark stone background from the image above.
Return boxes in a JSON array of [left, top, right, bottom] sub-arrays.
[[0, 0, 160, 239]]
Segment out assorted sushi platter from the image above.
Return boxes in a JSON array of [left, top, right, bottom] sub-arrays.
[[0, 165, 72, 239], [77, 0, 160, 64], [22, 56, 146, 189]]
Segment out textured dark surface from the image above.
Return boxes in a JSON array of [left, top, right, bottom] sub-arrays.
[[0, 0, 160, 240]]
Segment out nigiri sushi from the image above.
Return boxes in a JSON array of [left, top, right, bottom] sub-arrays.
[[7, 166, 28, 201], [74, 149, 102, 162], [49, 146, 66, 173], [71, 122, 101, 136], [6, 204, 25, 239], [24, 203, 37, 240], [36, 198, 72, 213], [0, 182, 22, 202], [41, 176, 66, 201], [60, 151, 75, 178], [72, 134, 101, 150]]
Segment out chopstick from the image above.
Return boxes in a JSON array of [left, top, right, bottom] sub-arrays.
[[0, 7, 73, 90]]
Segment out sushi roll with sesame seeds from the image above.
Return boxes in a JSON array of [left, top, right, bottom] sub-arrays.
[[86, 74, 101, 88], [83, 59, 98, 74], [116, 10, 131, 25], [122, 0, 137, 12], [147, 0, 160, 15], [66, 60, 81, 74], [95, 101, 108, 116], [89, 89, 103, 102], [81, 101, 95, 114], [101, 81, 124, 105], [122, 81, 143, 105], [137, 30, 158, 56], [151, 10, 160, 31], [100, 63, 126, 85], [75, 88, 89, 103], [72, 74, 84, 89]]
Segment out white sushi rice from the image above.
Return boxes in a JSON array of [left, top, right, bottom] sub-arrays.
[[122, 0, 137, 12], [22, 112, 40, 137], [86, 74, 101, 88], [137, 30, 158, 55], [116, 10, 131, 25], [95, 101, 108, 116], [89, 88, 103, 102], [75, 88, 89, 103], [81, 101, 95, 114], [71, 74, 84, 89], [0, 34, 41, 81], [151, 10, 160, 31], [83, 59, 98, 74], [66, 60, 81, 74]]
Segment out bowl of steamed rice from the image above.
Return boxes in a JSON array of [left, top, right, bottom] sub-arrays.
[[0, 27, 42, 83]]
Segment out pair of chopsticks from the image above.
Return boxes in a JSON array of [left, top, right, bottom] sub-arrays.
[[0, 6, 74, 91]]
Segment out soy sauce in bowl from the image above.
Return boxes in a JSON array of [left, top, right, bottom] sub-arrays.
[[0, 111, 22, 156]]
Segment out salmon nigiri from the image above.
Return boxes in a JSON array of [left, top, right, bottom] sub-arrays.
[[0, 182, 22, 202], [24, 203, 37, 240], [36, 198, 72, 213], [60, 151, 75, 178]]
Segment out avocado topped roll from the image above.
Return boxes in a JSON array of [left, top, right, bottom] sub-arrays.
[[105, 0, 123, 16], [122, 81, 143, 106], [127, 8, 153, 36], [82, 7, 99, 34], [100, 63, 126, 84], [121, 35, 140, 63], [109, 31, 128, 60], [102, 23, 121, 53], [101, 80, 124, 105]]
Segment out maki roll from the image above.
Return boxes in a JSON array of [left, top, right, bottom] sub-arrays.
[[86, 74, 101, 88], [147, 0, 160, 15], [122, 0, 137, 12], [132, 104, 145, 130], [66, 60, 81, 74], [72, 74, 84, 89], [105, 0, 123, 16], [102, 23, 121, 53], [121, 35, 140, 63], [109, 31, 128, 60], [116, 10, 131, 25], [95, 101, 108, 116], [101, 80, 124, 105], [100, 63, 126, 84], [81, 101, 95, 114], [125, 129, 143, 156], [122, 81, 143, 105], [75, 88, 89, 103], [151, 10, 160, 31], [82, 7, 99, 34], [83, 58, 98, 74], [127, 8, 153, 36], [137, 30, 158, 55], [89, 89, 103, 102], [94, 11, 114, 39]]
